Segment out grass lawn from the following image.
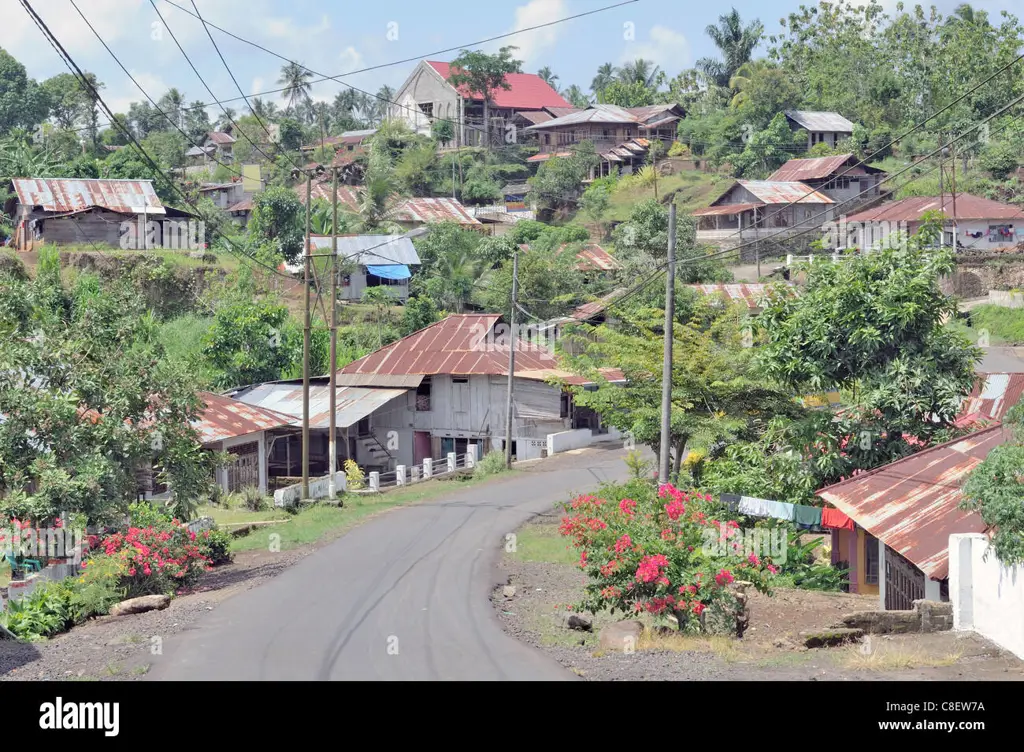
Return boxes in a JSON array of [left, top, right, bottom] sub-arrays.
[[197, 504, 291, 526], [229, 469, 519, 553], [951, 304, 1024, 346], [604, 171, 727, 223], [507, 519, 576, 566]]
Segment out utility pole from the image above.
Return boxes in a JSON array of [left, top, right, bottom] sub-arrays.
[[504, 247, 519, 470], [658, 202, 677, 484], [950, 151, 959, 251], [328, 166, 339, 501], [754, 207, 761, 279], [302, 171, 312, 500]]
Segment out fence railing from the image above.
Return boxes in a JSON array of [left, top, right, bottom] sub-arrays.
[[367, 445, 479, 493]]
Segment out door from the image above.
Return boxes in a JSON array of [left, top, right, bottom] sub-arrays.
[[414, 431, 432, 464], [226, 442, 260, 492], [884, 545, 925, 610], [440, 437, 455, 456]]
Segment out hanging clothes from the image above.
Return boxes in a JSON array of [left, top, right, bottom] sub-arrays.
[[821, 507, 854, 530], [793, 504, 823, 529], [738, 496, 773, 517], [764, 500, 796, 522]]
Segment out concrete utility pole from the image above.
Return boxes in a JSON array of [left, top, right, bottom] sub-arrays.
[[302, 171, 312, 500], [328, 166, 339, 501], [658, 202, 677, 484], [504, 246, 519, 470]]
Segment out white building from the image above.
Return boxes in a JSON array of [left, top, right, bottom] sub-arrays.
[[784, 110, 855, 150]]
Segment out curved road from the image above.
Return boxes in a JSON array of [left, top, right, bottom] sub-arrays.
[[148, 445, 630, 681]]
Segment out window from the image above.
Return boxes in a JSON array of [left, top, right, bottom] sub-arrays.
[[356, 416, 370, 435], [864, 533, 880, 585], [560, 392, 570, 418], [416, 378, 432, 411], [342, 274, 351, 287], [990, 224, 1015, 243], [452, 377, 468, 384]]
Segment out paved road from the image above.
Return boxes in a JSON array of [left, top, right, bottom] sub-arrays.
[[149, 445, 631, 681]]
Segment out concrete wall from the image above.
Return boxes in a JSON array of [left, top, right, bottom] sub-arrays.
[[274, 471, 347, 507], [547, 426, 623, 455], [391, 62, 462, 141], [950, 533, 1024, 660], [214, 432, 268, 494]]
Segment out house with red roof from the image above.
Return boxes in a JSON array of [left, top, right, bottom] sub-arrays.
[[391, 60, 571, 148]]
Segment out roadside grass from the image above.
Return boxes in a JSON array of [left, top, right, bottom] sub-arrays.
[[950, 304, 1024, 346], [198, 504, 290, 526], [507, 520, 576, 566], [636, 630, 743, 660], [838, 643, 963, 670], [604, 171, 726, 223], [229, 469, 520, 553], [0, 560, 10, 588]]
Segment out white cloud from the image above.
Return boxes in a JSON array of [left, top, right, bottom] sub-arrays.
[[107, 71, 168, 114], [251, 77, 264, 97], [337, 46, 365, 75], [622, 25, 690, 70], [505, 0, 568, 67]]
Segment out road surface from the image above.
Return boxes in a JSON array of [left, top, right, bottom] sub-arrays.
[[149, 445, 631, 681]]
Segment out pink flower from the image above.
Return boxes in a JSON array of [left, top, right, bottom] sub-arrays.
[[715, 569, 734, 586], [748, 553, 760, 567], [767, 564, 779, 575], [635, 554, 670, 584], [613, 534, 633, 554], [619, 498, 637, 518], [664, 499, 686, 521]]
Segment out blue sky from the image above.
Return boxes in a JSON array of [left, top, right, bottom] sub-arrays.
[[3, 0, 1021, 120]]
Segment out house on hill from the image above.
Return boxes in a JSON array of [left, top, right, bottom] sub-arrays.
[[767, 154, 887, 207], [185, 130, 237, 165], [691, 179, 835, 258], [333, 313, 625, 469], [391, 60, 570, 147], [841, 193, 1024, 251], [783, 110, 855, 150], [293, 184, 485, 233], [524, 103, 683, 155], [7, 178, 194, 251], [307, 234, 421, 302]]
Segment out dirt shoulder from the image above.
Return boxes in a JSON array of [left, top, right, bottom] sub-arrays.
[[493, 512, 1024, 681]]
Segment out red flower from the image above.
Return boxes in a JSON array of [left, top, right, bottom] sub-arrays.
[[619, 498, 637, 518], [664, 499, 686, 521], [715, 569, 734, 586], [613, 534, 633, 554], [748, 553, 760, 567], [635, 554, 670, 584]]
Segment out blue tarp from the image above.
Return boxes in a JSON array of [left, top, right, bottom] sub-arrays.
[[366, 264, 411, 280]]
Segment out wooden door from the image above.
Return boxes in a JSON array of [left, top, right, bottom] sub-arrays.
[[884, 546, 925, 611], [226, 442, 259, 492]]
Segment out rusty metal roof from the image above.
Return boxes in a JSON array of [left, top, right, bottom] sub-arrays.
[[389, 197, 480, 225], [692, 202, 762, 216], [738, 180, 835, 205], [844, 194, 1024, 223], [194, 392, 296, 444], [13, 178, 166, 214], [207, 131, 236, 145], [230, 384, 408, 429], [333, 373, 424, 388], [687, 283, 779, 309], [784, 110, 855, 132], [294, 182, 360, 207], [767, 154, 884, 182], [572, 243, 621, 271], [816, 424, 1010, 579], [340, 314, 566, 379], [961, 372, 1024, 422]]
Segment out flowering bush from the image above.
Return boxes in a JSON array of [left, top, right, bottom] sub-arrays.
[[559, 480, 776, 631]]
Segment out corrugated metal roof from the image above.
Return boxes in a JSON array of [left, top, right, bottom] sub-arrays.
[[692, 202, 762, 216], [309, 235, 421, 266], [333, 373, 424, 388], [526, 151, 573, 162], [816, 424, 1010, 579], [517, 111, 553, 125], [426, 61, 570, 109], [738, 180, 835, 205], [767, 154, 879, 182], [340, 314, 565, 379], [389, 197, 481, 225], [195, 391, 296, 444], [13, 178, 166, 214], [525, 104, 681, 130], [207, 131, 236, 144], [294, 182, 360, 207], [572, 243, 621, 271], [570, 289, 627, 320], [784, 110, 855, 132], [228, 199, 252, 212], [844, 194, 1024, 223], [961, 372, 1024, 422], [688, 283, 776, 309], [232, 384, 408, 429]]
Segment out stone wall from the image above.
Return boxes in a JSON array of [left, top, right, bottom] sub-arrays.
[[942, 258, 1024, 298], [839, 599, 953, 634]]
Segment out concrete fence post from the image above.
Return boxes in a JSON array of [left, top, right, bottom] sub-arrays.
[[950, 533, 982, 631], [423, 458, 432, 479], [467, 444, 478, 468], [411, 464, 421, 482], [369, 471, 380, 492], [786, 253, 793, 266], [396, 465, 406, 486], [447, 452, 456, 473]]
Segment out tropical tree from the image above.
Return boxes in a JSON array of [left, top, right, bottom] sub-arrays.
[[251, 97, 279, 121], [618, 58, 662, 88], [537, 66, 559, 88], [590, 62, 617, 99], [157, 88, 186, 130], [562, 84, 591, 109], [214, 107, 237, 131], [373, 85, 395, 124], [697, 9, 764, 88], [278, 62, 314, 115], [247, 186, 305, 261], [447, 46, 523, 148]]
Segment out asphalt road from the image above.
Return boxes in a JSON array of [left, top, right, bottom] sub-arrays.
[[148, 445, 631, 681]]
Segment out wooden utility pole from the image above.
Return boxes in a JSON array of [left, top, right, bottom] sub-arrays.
[[950, 152, 959, 250], [302, 171, 312, 500], [504, 247, 519, 470], [328, 166, 339, 501], [658, 203, 677, 484]]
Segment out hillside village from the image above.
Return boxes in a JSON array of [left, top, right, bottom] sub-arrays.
[[1, 1, 1024, 687]]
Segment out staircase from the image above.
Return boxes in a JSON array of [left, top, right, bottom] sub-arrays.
[[357, 433, 393, 469]]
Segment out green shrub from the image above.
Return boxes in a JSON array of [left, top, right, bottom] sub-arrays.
[[66, 553, 126, 621], [129, 500, 174, 528], [0, 581, 74, 641], [474, 450, 507, 477], [240, 486, 267, 512], [195, 527, 233, 566]]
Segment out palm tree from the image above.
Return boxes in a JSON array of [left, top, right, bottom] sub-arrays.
[[618, 59, 661, 88], [728, 60, 769, 109], [157, 88, 185, 130], [591, 62, 616, 98], [251, 97, 279, 121], [697, 9, 764, 89], [374, 85, 395, 124], [537, 66, 559, 88], [214, 108, 237, 131], [562, 84, 591, 109], [278, 62, 314, 115]]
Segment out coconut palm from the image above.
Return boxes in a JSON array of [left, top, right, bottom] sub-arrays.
[[562, 84, 591, 109], [591, 62, 617, 98], [618, 59, 661, 88], [697, 9, 764, 89], [537, 66, 559, 88], [157, 88, 186, 130], [373, 85, 395, 124], [278, 62, 314, 115], [214, 108, 237, 131], [251, 97, 279, 121], [728, 60, 770, 109]]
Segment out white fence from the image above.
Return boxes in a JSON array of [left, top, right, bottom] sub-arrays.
[[949, 533, 1024, 660], [274, 471, 348, 507], [367, 446, 478, 493], [547, 427, 623, 455]]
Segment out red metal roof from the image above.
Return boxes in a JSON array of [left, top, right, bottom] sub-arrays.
[[738, 180, 835, 205], [961, 372, 1024, 422], [526, 151, 573, 162], [816, 424, 1010, 579], [207, 131, 236, 145], [692, 202, 762, 216], [572, 243, 621, 271], [687, 283, 778, 309], [426, 61, 570, 110], [195, 392, 295, 444], [390, 197, 480, 225], [228, 199, 252, 213], [767, 154, 883, 182], [12, 178, 165, 214], [295, 182, 360, 208], [844, 194, 1024, 223]]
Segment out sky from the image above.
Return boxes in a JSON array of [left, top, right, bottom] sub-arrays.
[[2, 0, 1021, 123]]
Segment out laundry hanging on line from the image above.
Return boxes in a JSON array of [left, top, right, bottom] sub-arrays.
[[821, 507, 854, 530]]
